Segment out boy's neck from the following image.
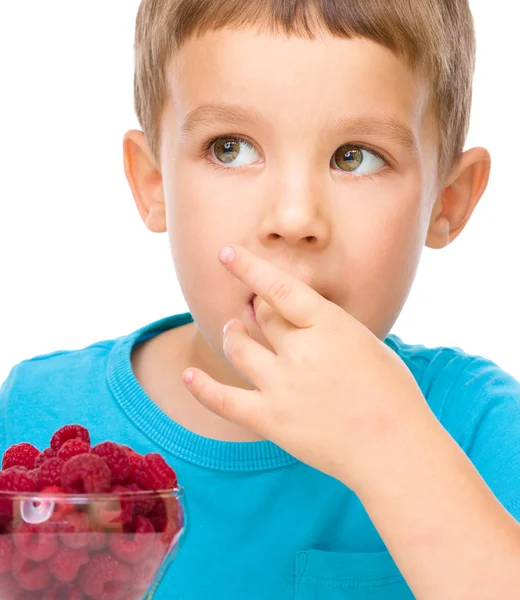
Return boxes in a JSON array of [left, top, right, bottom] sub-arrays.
[[131, 321, 264, 443]]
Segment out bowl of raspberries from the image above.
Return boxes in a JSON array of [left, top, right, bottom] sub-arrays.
[[0, 424, 186, 600]]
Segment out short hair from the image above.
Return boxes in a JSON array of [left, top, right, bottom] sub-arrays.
[[133, 0, 476, 184]]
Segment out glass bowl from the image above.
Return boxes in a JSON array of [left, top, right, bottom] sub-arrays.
[[0, 487, 186, 599]]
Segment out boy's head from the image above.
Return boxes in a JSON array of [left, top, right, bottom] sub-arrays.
[[123, 0, 490, 360]]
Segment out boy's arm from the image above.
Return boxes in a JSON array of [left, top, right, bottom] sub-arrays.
[[346, 366, 520, 600]]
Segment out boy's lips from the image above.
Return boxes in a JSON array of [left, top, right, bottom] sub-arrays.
[[246, 290, 333, 314]]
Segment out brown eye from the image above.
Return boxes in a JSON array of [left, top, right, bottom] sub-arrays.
[[331, 144, 386, 175], [332, 145, 363, 172], [213, 138, 241, 163]]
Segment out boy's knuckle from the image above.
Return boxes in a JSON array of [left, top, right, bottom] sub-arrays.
[[267, 279, 290, 303]]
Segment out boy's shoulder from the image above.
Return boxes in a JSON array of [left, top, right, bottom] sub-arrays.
[[386, 332, 518, 393], [0, 313, 194, 453], [387, 332, 520, 447]]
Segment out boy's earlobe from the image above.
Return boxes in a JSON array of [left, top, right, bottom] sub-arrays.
[[425, 147, 491, 250], [123, 130, 167, 234]]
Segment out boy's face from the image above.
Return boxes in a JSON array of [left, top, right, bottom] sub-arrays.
[[158, 28, 441, 350]]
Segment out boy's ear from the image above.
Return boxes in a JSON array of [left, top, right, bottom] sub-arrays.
[[426, 147, 491, 249], [123, 130, 166, 233]]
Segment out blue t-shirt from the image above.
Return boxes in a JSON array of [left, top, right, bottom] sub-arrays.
[[1, 311, 520, 600]]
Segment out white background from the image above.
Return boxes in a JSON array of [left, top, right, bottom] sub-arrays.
[[0, 1, 518, 384]]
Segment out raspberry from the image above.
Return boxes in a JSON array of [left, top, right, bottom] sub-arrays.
[[43, 582, 84, 600], [12, 551, 52, 591], [134, 454, 178, 491], [58, 511, 91, 549], [79, 552, 131, 599], [86, 526, 108, 552], [124, 451, 143, 485], [34, 448, 57, 468], [2, 443, 40, 471], [50, 425, 90, 452], [0, 572, 22, 599], [90, 442, 131, 485], [0, 467, 38, 493], [0, 468, 37, 525], [48, 545, 89, 582], [39, 486, 75, 522], [12, 521, 58, 562], [57, 439, 90, 462], [33, 458, 65, 489], [148, 496, 180, 533], [61, 454, 111, 494], [109, 515, 154, 564], [125, 482, 155, 515], [131, 550, 162, 592], [0, 535, 14, 574]]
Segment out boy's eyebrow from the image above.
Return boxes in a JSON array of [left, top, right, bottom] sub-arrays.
[[180, 103, 420, 155]]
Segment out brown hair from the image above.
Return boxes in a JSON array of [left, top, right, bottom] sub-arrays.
[[133, 0, 476, 184]]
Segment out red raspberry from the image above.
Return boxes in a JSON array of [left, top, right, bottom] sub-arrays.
[[86, 526, 108, 552], [131, 550, 162, 592], [134, 453, 178, 491], [79, 552, 131, 599], [148, 496, 181, 532], [38, 486, 75, 522], [50, 425, 90, 452], [58, 511, 91, 549], [2, 443, 40, 471], [0, 535, 14, 573], [0, 467, 38, 492], [42, 582, 84, 600], [48, 545, 89, 582], [90, 442, 131, 485], [57, 439, 90, 462], [109, 515, 154, 564], [12, 551, 51, 591], [123, 451, 143, 485], [33, 458, 65, 489], [61, 454, 111, 494], [12, 521, 58, 562], [125, 482, 155, 516], [0, 572, 22, 599], [0, 468, 37, 526], [34, 448, 57, 468]]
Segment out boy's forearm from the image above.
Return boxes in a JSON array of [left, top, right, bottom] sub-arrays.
[[343, 408, 520, 599]]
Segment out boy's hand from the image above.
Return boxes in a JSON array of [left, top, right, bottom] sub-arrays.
[[183, 244, 436, 491]]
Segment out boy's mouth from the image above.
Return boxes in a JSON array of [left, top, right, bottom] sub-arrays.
[[247, 290, 333, 313], [248, 293, 257, 312]]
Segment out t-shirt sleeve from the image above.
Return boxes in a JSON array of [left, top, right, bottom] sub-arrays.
[[451, 357, 520, 522]]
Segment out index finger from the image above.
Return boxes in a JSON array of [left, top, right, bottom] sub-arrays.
[[219, 244, 327, 329]]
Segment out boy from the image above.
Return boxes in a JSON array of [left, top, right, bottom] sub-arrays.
[[2, 0, 520, 598]]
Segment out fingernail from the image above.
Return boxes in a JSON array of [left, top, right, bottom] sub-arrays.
[[219, 246, 235, 265], [223, 320, 234, 335], [183, 370, 194, 384]]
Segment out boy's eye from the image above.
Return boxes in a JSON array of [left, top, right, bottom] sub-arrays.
[[211, 137, 259, 166], [207, 136, 387, 175], [331, 145, 386, 174]]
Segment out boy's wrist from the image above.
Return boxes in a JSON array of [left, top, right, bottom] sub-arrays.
[[335, 398, 441, 495]]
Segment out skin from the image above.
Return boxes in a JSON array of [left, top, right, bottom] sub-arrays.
[[123, 27, 490, 443]]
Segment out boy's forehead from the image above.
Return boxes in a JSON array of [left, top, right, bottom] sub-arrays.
[[165, 28, 435, 153]]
